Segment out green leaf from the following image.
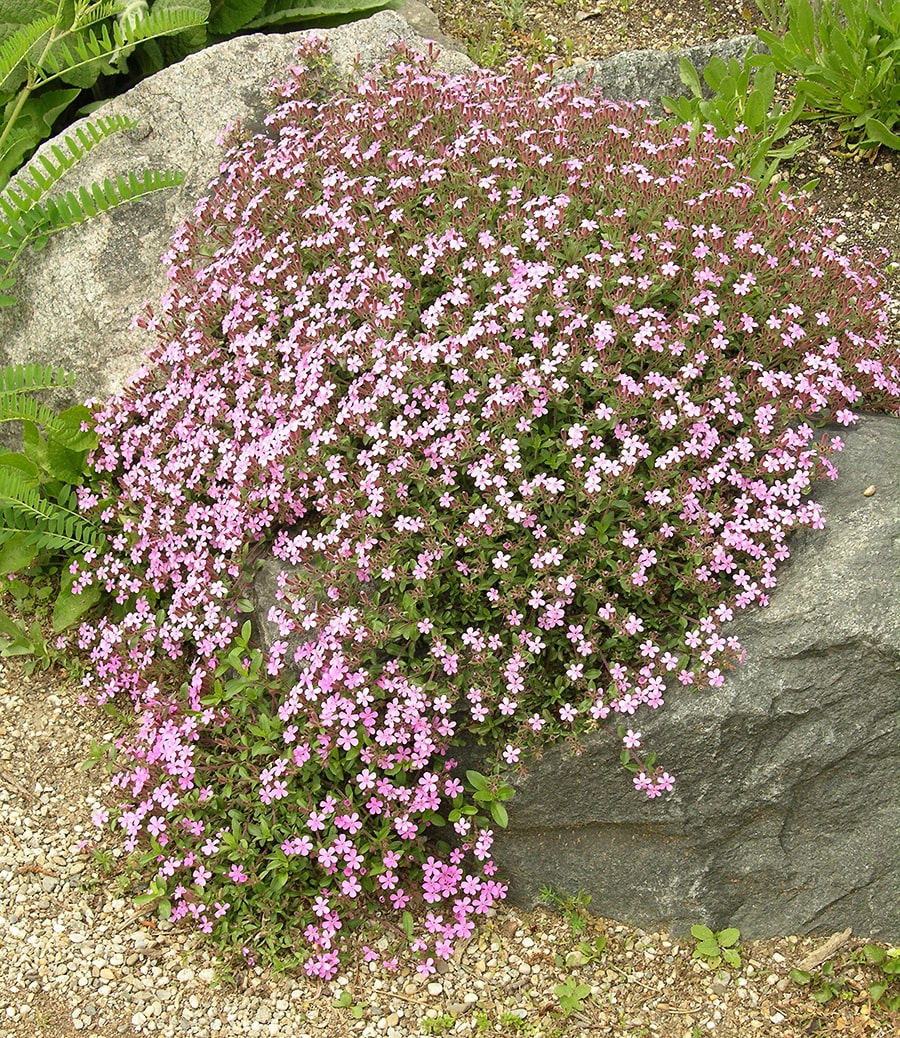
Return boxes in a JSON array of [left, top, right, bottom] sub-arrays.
[[677, 57, 703, 99], [745, 62, 776, 131], [244, 0, 391, 29], [718, 927, 740, 947], [865, 116, 900, 150], [52, 565, 101, 631], [53, 403, 96, 450], [45, 440, 86, 484], [466, 769, 488, 791], [869, 980, 888, 1003], [826, 27, 859, 79], [490, 801, 508, 828], [0, 529, 37, 573], [0, 450, 39, 481], [790, 968, 811, 985], [690, 924, 715, 941], [793, 0, 817, 56], [209, 0, 268, 34], [401, 909, 414, 940], [20, 420, 48, 467], [0, 607, 29, 638], [702, 55, 728, 93]]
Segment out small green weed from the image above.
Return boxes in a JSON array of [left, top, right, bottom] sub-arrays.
[[539, 886, 594, 937], [861, 945, 900, 1011], [498, 0, 527, 30], [753, 0, 792, 30], [791, 944, 900, 1013], [690, 925, 742, 969], [553, 976, 592, 1016], [80, 738, 119, 775], [790, 959, 851, 1004], [498, 1012, 558, 1036], [463, 25, 506, 70], [0, 364, 106, 662], [554, 932, 607, 969], [333, 989, 366, 1019], [420, 1014, 455, 1035]]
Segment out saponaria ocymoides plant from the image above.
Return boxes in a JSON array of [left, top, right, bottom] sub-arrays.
[[72, 40, 899, 977]]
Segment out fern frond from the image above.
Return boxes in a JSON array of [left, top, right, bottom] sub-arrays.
[[7, 112, 140, 210], [0, 121, 57, 196], [71, 3, 127, 33], [33, 7, 208, 86], [0, 392, 88, 448], [0, 363, 75, 397], [0, 15, 56, 95], [0, 470, 105, 553], [0, 166, 185, 307]]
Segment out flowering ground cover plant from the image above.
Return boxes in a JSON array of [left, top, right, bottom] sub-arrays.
[[72, 40, 900, 978]]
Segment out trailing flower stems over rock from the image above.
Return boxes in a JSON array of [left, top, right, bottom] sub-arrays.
[[73, 41, 899, 977]]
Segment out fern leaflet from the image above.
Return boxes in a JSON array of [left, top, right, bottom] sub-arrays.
[[0, 364, 75, 397], [0, 469, 105, 554], [0, 15, 57, 95], [29, 8, 208, 85]]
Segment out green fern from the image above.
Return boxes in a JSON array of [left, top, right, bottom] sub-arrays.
[[0, 12, 59, 95], [0, 363, 106, 643], [33, 5, 204, 84], [5, 111, 140, 196], [0, 469, 104, 553], [0, 1, 209, 188], [0, 362, 75, 395], [0, 111, 185, 307], [0, 362, 105, 555]]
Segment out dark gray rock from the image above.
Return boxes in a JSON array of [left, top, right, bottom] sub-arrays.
[[553, 34, 767, 116], [473, 415, 900, 940]]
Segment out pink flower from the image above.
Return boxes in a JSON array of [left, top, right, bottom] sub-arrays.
[[227, 863, 248, 888]]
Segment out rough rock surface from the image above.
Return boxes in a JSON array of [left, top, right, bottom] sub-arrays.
[[467, 415, 899, 941], [554, 34, 767, 117]]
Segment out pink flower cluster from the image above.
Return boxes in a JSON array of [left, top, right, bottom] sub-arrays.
[[75, 41, 898, 976]]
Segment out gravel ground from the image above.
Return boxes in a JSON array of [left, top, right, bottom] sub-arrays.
[[2, 4, 899, 1037], [427, 0, 765, 65], [1, 659, 896, 1038]]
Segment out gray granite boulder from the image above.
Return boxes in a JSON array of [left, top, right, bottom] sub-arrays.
[[464, 415, 899, 941], [554, 34, 768, 117]]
